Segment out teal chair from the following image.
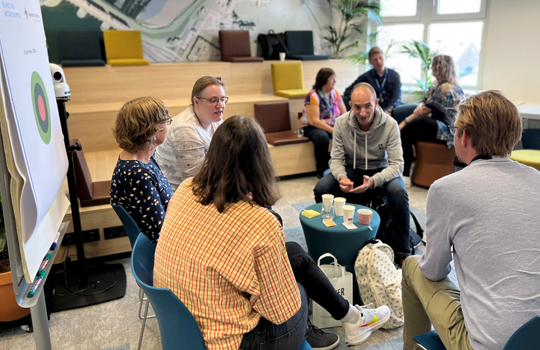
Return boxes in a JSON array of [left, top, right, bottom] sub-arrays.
[[413, 315, 540, 350], [131, 234, 314, 350], [111, 204, 155, 321]]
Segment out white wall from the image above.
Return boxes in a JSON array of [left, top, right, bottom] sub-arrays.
[[481, 0, 540, 102]]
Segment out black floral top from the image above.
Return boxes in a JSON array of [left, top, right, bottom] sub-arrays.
[[110, 157, 173, 244]]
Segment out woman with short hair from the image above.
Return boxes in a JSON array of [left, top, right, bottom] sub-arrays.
[[154, 115, 390, 350], [155, 76, 227, 190], [110, 97, 173, 244], [399, 55, 466, 177], [300, 68, 347, 178]]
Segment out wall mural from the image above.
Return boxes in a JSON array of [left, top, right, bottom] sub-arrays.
[[40, 0, 332, 62]]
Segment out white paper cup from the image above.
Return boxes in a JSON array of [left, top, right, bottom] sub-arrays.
[[322, 194, 334, 212], [343, 205, 355, 223], [334, 197, 346, 216], [357, 209, 373, 225], [279, 52, 286, 61]]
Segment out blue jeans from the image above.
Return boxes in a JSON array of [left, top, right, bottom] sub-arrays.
[[313, 167, 411, 256], [303, 125, 332, 177], [239, 242, 349, 350]]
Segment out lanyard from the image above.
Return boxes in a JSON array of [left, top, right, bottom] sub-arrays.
[[318, 90, 335, 117], [373, 69, 387, 99]]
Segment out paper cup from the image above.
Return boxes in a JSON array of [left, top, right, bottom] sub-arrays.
[[322, 194, 334, 212], [279, 52, 286, 61], [357, 209, 372, 225], [343, 205, 355, 223], [334, 197, 346, 216]]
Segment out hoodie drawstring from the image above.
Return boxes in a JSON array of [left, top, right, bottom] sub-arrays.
[[365, 135, 368, 170], [353, 130, 356, 170]]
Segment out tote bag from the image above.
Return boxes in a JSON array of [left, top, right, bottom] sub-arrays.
[[311, 253, 353, 328]]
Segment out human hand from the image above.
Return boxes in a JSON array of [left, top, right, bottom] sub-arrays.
[[349, 175, 373, 194], [339, 177, 354, 192]]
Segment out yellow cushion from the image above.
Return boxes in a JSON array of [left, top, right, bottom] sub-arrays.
[[107, 58, 150, 66], [271, 62, 305, 93], [275, 89, 310, 99], [104, 30, 145, 60], [510, 150, 540, 171]]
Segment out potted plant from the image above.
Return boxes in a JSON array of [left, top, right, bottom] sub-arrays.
[[0, 193, 31, 324], [322, 0, 381, 58], [346, 31, 397, 65], [400, 40, 439, 98]]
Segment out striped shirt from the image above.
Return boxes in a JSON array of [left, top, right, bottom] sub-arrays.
[[154, 179, 301, 350]]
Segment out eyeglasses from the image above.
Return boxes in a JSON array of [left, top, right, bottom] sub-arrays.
[[199, 96, 229, 106], [449, 125, 458, 136], [161, 118, 173, 125]]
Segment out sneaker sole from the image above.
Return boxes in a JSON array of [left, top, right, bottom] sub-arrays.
[[310, 335, 340, 350], [345, 312, 391, 346]]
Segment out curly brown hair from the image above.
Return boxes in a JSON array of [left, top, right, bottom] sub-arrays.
[[113, 97, 169, 153], [191, 115, 279, 212]]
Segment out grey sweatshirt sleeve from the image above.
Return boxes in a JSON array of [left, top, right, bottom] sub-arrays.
[[419, 183, 453, 281], [371, 119, 404, 188], [329, 119, 348, 181]]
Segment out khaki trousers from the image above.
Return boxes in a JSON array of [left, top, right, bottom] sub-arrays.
[[402, 256, 473, 350]]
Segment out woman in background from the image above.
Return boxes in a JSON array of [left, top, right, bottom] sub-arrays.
[[399, 55, 465, 177], [155, 76, 227, 190], [110, 97, 173, 245], [300, 68, 347, 178], [154, 115, 390, 350]]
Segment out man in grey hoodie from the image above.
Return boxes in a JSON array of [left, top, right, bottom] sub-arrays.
[[314, 83, 411, 264]]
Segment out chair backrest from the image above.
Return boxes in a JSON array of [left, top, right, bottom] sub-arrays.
[[111, 204, 141, 248], [271, 62, 305, 92], [71, 139, 93, 199], [103, 30, 144, 60], [504, 315, 540, 350], [521, 129, 540, 150], [285, 31, 314, 56], [58, 30, 103, 61], [131, 234, 206, 350], [219, 30, 251, 58], [254, 101, 291, 133]]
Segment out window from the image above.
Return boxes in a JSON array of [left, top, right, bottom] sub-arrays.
[[376, 0, 488, 89]]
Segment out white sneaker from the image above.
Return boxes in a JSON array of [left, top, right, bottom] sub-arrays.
[[342, 305, 391, 345]]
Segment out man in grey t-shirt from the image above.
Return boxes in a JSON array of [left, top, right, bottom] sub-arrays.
[[402, 91, 540, 350]]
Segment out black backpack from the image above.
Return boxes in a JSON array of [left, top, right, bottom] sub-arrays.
[[367, 194, 425, 254], [257, 30, 289, 60]]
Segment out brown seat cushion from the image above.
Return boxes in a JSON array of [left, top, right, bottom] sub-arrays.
[[80, 181, 111, 207], [411, 141, 456, 188], [254, 101, 291, 133], [222, 56, 264, 62], [265, 131, 309, 146]]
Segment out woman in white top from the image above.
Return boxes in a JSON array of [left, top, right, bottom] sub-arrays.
[[155, 76, 228, 190]]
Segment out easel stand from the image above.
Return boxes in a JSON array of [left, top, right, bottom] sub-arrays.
[[46, 98, 126, 312]]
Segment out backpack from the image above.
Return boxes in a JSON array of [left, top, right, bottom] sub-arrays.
[[366, 193, 425, 254], [256, 30, 288, 60], [354, 239, 403, 329]]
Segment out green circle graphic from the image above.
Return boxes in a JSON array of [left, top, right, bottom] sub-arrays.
[[31, 71, 51, 144]]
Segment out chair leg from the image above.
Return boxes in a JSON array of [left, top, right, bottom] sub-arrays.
[[412, 344, 428, 350], [138, 288, 156, 319], [137, 298, 151, 350]]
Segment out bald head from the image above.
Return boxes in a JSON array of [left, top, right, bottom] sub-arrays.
[[349, 83, 379, 132]]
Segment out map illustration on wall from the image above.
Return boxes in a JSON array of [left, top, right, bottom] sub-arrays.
[[40, 0, 332, 62]]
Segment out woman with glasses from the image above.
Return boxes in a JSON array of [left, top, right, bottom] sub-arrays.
[[398, 55, 465, 177], [110, 97, 173, 244], [300, 68, 347, 178], [155, 76, 228, 190], [154, 115, 390, 350]]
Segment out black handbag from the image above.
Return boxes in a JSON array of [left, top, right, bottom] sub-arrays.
[[257, 30, 289, 60]]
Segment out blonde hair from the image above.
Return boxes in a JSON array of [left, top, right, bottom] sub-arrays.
[[432, 55, 458, 86], [368, 46, 384, 61], [191, 76, 226, 105], [113, 97, 169, 153], [456, 90, 522, 157]]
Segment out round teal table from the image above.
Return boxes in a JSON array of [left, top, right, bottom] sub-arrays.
[[299, 203, 380, 305]]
